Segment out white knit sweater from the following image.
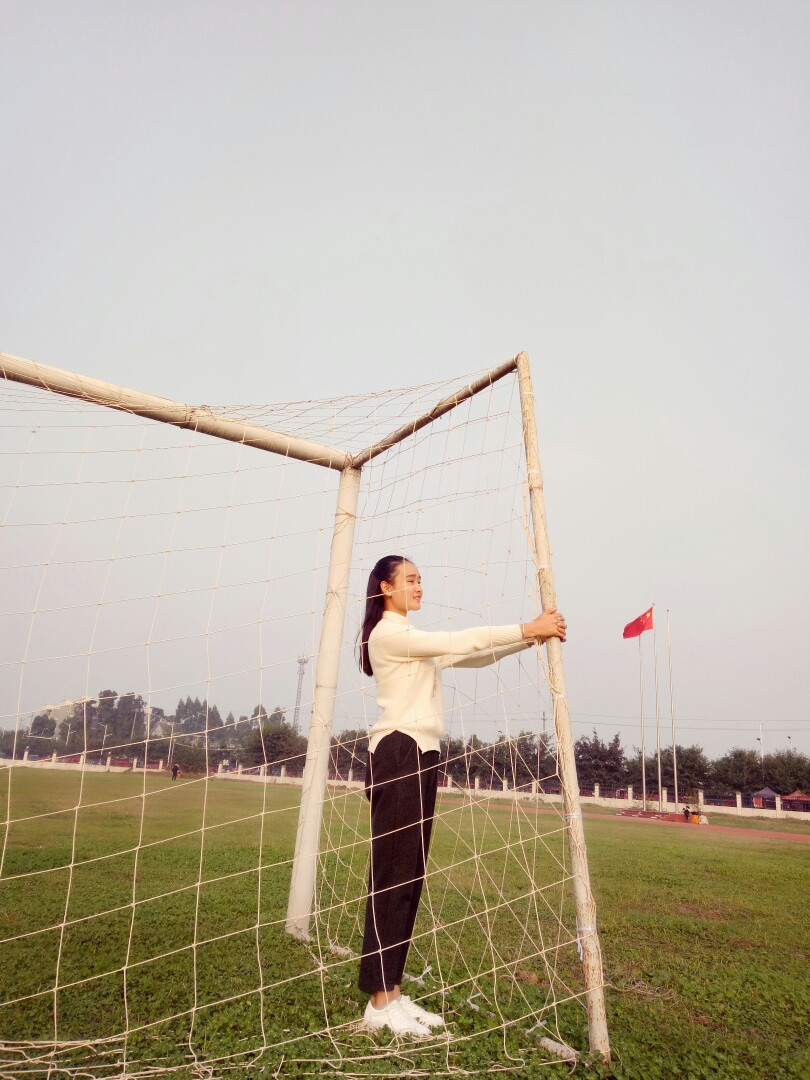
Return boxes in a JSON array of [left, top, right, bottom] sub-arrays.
[[367, 611, 531, 754]]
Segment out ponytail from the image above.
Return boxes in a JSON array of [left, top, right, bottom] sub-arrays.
[[357, 555, 408, 676]]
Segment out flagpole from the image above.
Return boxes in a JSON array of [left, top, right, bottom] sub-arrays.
[[652, 605, 663, 811], [667, 609, 679, 807], [638, 637, 647, 810]]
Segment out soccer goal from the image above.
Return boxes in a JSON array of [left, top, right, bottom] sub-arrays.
[[0, 350, 609, 1077]]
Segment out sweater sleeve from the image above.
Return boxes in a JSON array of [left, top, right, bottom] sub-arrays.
[[379, 623, 524, 662], [438, 638, 534, 670]]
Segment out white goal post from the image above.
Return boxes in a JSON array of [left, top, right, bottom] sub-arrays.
[[0, 348, 610, 1062]]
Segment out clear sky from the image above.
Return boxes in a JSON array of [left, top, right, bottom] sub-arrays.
[[1, 1, 808, 759]]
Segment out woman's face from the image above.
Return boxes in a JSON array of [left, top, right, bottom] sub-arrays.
[[382, 561, 422, 616]]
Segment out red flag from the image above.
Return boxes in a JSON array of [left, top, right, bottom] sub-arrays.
[[623, 607, 654, 639]]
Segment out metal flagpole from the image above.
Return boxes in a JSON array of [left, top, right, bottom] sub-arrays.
[[653, 605, 663, 811], [516, 353, 610, 1061], [638, 637, 647, 811], [667, 610, 679, 807]]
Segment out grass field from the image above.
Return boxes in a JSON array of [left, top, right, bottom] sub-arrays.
[[1, 768, 808, 1079]]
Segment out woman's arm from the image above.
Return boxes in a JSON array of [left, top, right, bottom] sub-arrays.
[[379, 623, 525, 662], [440, 607, 566, 669], [378, 610, 566, 664], [439, 639, 534, 670]]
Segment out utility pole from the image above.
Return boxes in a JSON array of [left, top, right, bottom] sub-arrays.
[[292, 655, 309, 733]]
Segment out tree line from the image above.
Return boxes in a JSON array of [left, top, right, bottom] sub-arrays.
[[6, 691, 288, 771], [333, 729, 810, 797], [4, 693, 808, 797]]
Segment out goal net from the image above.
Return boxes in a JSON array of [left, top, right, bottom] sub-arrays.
[[0, 353, 607, 1077]]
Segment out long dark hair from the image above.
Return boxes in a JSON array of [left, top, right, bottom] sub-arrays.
[[357, 555, 409, 677]]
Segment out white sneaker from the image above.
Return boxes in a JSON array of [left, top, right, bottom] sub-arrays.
[[363, 998, 431, 1036], [398, 993, 445, 1028]]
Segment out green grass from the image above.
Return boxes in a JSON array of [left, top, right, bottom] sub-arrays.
[[0, 768, 808, 1079], [583, 816, 810, 1079]]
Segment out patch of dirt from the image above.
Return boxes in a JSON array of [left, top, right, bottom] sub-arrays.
[[673, 903, 725, 920], [691, 1012, 722, 1030], [513, 970, 540, 984]]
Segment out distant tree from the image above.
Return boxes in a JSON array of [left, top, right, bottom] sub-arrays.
[[48, 699, 91, 752], [574, 731, 626, 788], [170, 741, 207, 772], [462, 733, 490, 786], [55, 718, 71, 748], [710, 747, 763, 794], [534, 735, 558, 786], [146, 706, 166, 736], [439, 735, 466, 785], [462, 731, 541, 789], [332, 729, 368, 777], [30, 713, 56, 740], [175, 697, 225, 736], [242, 718, 307, 768], [115, 693, 146, 747], [54, 703, 85, 750], [490, 733, 514, 784], [625, 744, 709, 795], [449, 732, 546, 789], [229, 715, 251, 748], [88, 691, 115, 750], [761, 750, 810, 796], [0, 730, 21, 757], [207, 708, 234, 753], [666, 745, 711, 793], [97, 691, 118, 729], [502, 731, 548, 789], [207, 734, 227, 758], [250, 704, 269, 728], [225, 712, 235, 726]]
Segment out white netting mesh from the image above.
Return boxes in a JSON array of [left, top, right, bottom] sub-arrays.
[[0, 365, 594, 1077]]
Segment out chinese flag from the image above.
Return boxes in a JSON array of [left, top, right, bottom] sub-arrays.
[[623, 607, 654, 639]]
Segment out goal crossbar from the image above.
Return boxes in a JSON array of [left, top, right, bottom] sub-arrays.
[[350, 356, 518, 467], [0, 352, 350, 470], [0, 351, 518, 473]]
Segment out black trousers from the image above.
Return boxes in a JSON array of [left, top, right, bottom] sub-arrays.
[[358, 731, 439, 994]]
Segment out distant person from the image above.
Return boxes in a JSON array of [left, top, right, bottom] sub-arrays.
[[682, 805, 690, 822], [171, 762, 179, 781]]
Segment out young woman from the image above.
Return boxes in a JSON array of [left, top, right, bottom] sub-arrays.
[[357, 554, 566, 1036]]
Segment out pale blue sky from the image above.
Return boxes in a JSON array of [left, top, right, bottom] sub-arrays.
[[1, 1, 808, 758]]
